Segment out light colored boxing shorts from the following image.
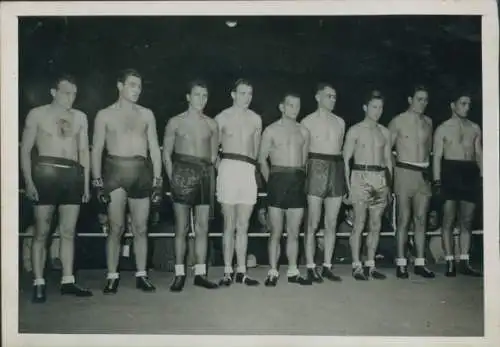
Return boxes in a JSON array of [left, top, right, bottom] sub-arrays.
[[216, 153, 258, 205], [350, 164, 389, 210]]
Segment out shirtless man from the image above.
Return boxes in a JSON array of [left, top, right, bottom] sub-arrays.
[[389, 86, 435, 279], [21, 75, 93, 303], [433, 92, 482, 277], [163, 80, 219, 292], [258, 92, 313, 286], [300, 83, 345, 283], [343, 90, 392, 280], [215, 79, 262, 286], [92, 69, 163, 294]]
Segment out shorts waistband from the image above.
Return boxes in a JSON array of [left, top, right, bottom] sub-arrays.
[[308, 152, 343, 161], [221, 153, 257, 166], [352, 164, 385, 172], [36, 156, 80, 169], [173, 152, 212, 166], [271, 165, 305, 173], [396, 161, 428, 172], [106, 155, 147, 162], [443, 159, 477, 166]]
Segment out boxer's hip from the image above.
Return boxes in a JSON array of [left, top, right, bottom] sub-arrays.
[[440, 159, 480, 202], [268, 165, 306, 209], [394, 161, 431, 197], [350, 164, 388, 206], [216, 153, 258, 205], [306, 152, 345, 198], [103, 155, 152, 196]]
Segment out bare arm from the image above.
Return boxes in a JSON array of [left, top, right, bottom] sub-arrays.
[[253, 117, 263, 159], [77, 112, 90, 192], [209, 119, 219, 165], [146, 111, 162, 178], [258, 126, 273, 182], [383, 128, 393, 177], [20, 109, 38, 187], [387, 118, 398, 149], [343, 126, 357, 192], [432, 125, 445, 182], [426, 118, 433, 156], [91, 110, 106, 179], [474, 126, 483, 176], [302, 126, 311, 167], [162, 117, 177, 180]]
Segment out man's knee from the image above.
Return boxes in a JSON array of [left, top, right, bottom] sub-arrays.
[[132, 221, 148, 237], [194, 219, 209, 235], [58, 226, 76, 240], [109, 222, 125, 237], [33, 228, 51, 242], [235, 219, 249, 234]]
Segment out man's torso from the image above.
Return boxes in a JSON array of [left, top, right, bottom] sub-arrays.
[[392, 112, 432, 164], [268, 120, 306, 167], [301, 111, 344, 155], [217, 107, 261, 159], [439, 118, 479, 161], [172, 112, 214, 160], [353, 122, 388, 166]]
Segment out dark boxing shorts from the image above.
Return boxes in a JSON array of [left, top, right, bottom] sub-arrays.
[[394, 161, 431, 198], [441, 159, 481, 203], [32, 156, 84, 205], [350, 164, 389, 209], [103, 155, 152, 199], [267, 165, 306, 209], [170, 153, 215, 207], [306, 153, 346, 198]]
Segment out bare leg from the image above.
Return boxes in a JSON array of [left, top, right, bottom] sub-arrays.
[[441, 201, 457, 259], [128, 197, 150, 274], [32, 205, 56, 283], [285, 208, 304, 276], [412, 193, 434, 277], [322, 197, 342, 281], [235, 203, 254, 274], [173, 203, 190, 274], [194, 205, 210, 271], [458, 201, 476, 258], [350, 202, 368, 280], [221, 203, 236, 276], [57, 205, 80, 281], [106, 189, 127, 278], [267, 207, 284, 274], [305, 195, 322, 268], [366, 206, 384, 263], [395, 195, 412, 269]]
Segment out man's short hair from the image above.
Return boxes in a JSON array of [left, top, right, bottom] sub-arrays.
[[232, 78, 253, 92], [281, 92, 301, 103], [451, 90, 472, 104], [409, 85, 428, 98], [117, 69, 142, 84], [187, 79, 209, 94], [316, 83, 335, 94], [364, 90, 384, 106], [52, 74, 77, 90]]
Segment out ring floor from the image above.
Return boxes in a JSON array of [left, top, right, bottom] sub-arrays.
[[19, 264, 483, 336]]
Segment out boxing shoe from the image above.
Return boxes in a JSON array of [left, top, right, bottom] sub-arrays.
[[365, 267, 387, 280], [103, 278, 120, 294], [306, 268, 324, 283], [218, 273, 234, 287], [458, 260, 482, 277], [414, 265, 435, 278], [288, 275, 313, 285], [61, 283, 93, 297], [264, 275, 278, 287], [136, 276, 156, 292], [170, 275, 186, 292], [321, 267, 342, 282], [352, 267, 368, 281], [235, 273, 260, 286], [194, 275, 218, 289], [444, 260, 456, 277], [396, 266, 409, 279], [32, 284, 46, 303]]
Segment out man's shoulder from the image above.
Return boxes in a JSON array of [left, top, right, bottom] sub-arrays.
[[215, 107, 231, 121], [248, 109, 262, 122], [378, 124, 390, 135], [389, 113, 405, 125], [467, 119, 480, 131], [332, 113, 345, 125], [71, 108, 87, 118], [27, 105, 49, 118], [424, 115, 432, 124], [300, 112, 317, 125], [202, 114, 218, 127], [136, 104, 154, 118], [435, 118, 453, 132]]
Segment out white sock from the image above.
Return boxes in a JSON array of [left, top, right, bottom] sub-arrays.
[[268, 268, 279, 277], [107, 272, 119, 280], [194, 264, 206, 276], [352, 262, 362, 269], [236, 265, 246, 274], [175, 264, 185, 276], [135, 271, 147, 277], [61, 275, 75, 284], [287, 266, 300, 277], [364, 260, 375, 268], [224, 266, 233, 274], [414, 258, 426, 266], [460, 254, 469, 261], [445, 255, 454, 261], [323, 263, 332, 269], [33, 278, 45, 286], [396, 258, 407, 266], [306, 263, 316, 269]]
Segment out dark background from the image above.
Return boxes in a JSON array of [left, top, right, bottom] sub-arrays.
[[19, 16, 482, 137]]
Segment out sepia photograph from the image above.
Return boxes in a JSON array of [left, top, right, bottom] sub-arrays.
[[2, 1, 499, 347]]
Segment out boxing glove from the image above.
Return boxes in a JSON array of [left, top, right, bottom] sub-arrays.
[[151, 177, 163, 206], [92, 178, 110, 206], [432, 180, 442, 197]]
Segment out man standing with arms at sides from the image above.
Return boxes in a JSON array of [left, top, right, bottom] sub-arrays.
[[300, 83, 345, 283], [433, 92, 482, 277], [388, 86, 436, 279], [215, 79, 262, 286], [92, 69, 163, 294], [343, 90, 393, 280], [258, 92, 313, 286], [21, 74, 93, 303], [163, 80, 220, 292]]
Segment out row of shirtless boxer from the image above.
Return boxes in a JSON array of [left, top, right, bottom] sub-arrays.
[[21, 70, 483, 303]]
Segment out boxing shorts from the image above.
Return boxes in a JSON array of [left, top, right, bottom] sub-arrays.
[[32, 156, 84, 205], [441, 159, 481, 203], [102, 155, 153, 199], [394, 161, 432, 198], [349, 164, 389, 209], [216, 153, 258, 205], [267, 165, 306, 209], [306, 152, 346, 198]]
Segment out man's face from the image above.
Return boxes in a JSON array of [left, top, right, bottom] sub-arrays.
[[364, 98, 384, 122], [280, 95, 301, 120], [51, 80, 77, 110], [316, 86, 336, 112], [408, 90, 429, 114], [187, 85, 208, 112], [452, 96, 471, 118], [231, 83, 253, 109], [118, 75, 142, 103]]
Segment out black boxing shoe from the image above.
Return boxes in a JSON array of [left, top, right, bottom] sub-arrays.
[[414, 265, 435, 278], [136, 276, 156, 292], [32, 284, 46, 303], [264, 275, 278, 287], [170, 275, 186, 292], [458, 260, 482, 277], [396, 266, 409, 279], [288, 275, 313, 285], [218, 273, 234, 287], [194, 275, 219, 289], [103, 278, 120, 294], [321, 267, 342, 282], [235, 272, 260, 286], [352, 267, 368, 281], [365, 266, 387, 280], [306, 268, 323, 283], [445, 260, 456, 277], [61, 283, 93, 297]]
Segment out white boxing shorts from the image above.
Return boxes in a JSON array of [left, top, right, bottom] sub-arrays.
[[216, 154, 258, 205]]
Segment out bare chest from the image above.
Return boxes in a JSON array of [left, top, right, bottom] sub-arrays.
[[108, 113, 147, 135], [39, 113, 79, 140], [177, 118, 212, 141], [359, 127, 386, 149], [308, 117, 342, 142], [222, 116, 257, 138], [273, 126, 304, 148], [444, 123, 476, 147], [398, 118, 431, 144]]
